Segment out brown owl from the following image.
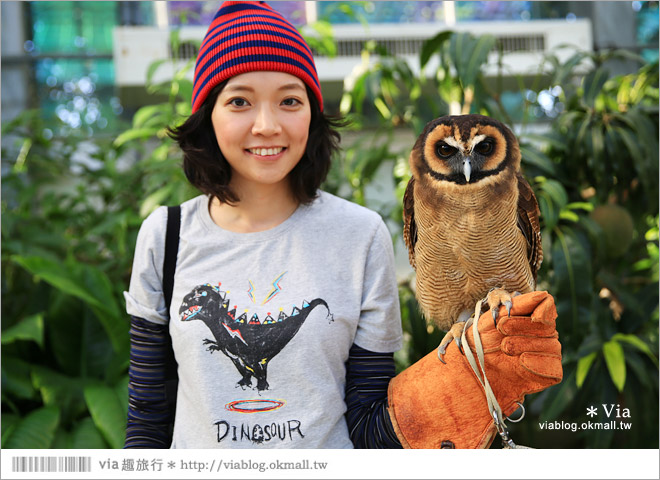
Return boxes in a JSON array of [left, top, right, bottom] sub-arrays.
[[403, 114, 543, 361]]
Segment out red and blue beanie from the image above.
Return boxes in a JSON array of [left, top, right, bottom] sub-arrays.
[[191, 1, 323, 113]]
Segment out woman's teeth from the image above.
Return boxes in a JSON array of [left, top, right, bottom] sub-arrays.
[[249, 147, 284, 156]]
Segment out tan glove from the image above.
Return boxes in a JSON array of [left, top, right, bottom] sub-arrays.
[[387, 290, 562, 449]]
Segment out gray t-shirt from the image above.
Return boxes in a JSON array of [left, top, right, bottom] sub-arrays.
[[125, 191, 403, 448]]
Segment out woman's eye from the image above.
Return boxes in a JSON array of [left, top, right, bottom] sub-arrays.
[[436, 143, 457, 158], [229, 98, 248, 107], [282, 97, 301, 107], [475, 140, 494, 155]]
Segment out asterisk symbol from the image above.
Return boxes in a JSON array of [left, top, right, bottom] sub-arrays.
[[586, 405, 598, 417], [168, 461, 176, 469]]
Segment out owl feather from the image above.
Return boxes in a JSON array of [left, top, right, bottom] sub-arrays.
[[403, 114, 542, 352]]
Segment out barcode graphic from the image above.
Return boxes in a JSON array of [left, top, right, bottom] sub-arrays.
[[11, 456, 92, 473]]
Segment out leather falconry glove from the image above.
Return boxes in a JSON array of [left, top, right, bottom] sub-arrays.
[[387, 290, 562, 449]]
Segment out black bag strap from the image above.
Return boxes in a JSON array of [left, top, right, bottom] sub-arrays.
[[163, 205, 181, 311], [163, 205, 181, 432]]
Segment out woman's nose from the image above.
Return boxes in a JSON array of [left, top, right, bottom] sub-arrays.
[[251, 105, 282, 136]]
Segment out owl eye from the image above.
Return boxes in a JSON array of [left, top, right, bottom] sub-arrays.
[[436, 142, 458, 158], [474, 139, 494, 155]]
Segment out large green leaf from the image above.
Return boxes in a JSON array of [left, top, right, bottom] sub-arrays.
[[519, 144, 557, 176], [449, 32, 495, 89], [576, 351, 598, 388], [1, 356, 36, 399], [420, 30, 453, 69], [602, 339, 626, 392], [582, 67, 609, 108], [612, 333, 658, 367], [84, 384, 126, 449], [551, 227, 593, 334], [1, 313, 44, 348], [3, 406, 60, 449], [72, 417, 109, 449], [31, 366, 90, 422], [113, 127, 161, 147], [1, 413, 20, 446], [12, 256, 103, 311], [11, 255, 128, 355]]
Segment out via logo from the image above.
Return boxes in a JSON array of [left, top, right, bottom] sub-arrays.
[[602, 404, 631, 418]]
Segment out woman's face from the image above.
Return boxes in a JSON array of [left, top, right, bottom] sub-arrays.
[[211, 71, 312, 193]]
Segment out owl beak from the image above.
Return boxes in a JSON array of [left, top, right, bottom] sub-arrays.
[[463, 158, 472, 182]]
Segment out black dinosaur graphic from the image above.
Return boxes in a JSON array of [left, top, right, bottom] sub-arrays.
[[179, 283, 332, 391]]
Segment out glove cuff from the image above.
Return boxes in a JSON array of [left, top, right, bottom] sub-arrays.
[[387, 349, 498, 449]]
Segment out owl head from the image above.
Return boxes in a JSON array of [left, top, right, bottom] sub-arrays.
[[410, 114, 521, 189]]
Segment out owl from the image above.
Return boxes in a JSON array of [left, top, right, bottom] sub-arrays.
[[403, 114, 543, 361]]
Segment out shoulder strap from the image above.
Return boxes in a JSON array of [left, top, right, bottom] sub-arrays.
[[163, 205, 181, 312], [162, 205, 181, 432]]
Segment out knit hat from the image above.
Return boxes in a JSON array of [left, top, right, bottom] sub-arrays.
[[191, 1, 323, 113]]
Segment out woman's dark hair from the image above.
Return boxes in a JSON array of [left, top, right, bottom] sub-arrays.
[[168, 81, 345, 205]]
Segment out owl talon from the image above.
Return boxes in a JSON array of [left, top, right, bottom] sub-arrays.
[[455, 336, 463, 355], [492, 308, 499, 326], [437, 345, 447, 364], [437, 322, 466, 363], [505, 300, 513, 317]]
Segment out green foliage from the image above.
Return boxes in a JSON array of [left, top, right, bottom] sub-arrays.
[[338, 32, 659, 449], [1, 30, 197, 448], [2, 19, 657, 450]]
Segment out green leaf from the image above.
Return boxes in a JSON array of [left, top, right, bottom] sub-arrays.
[[11, 255, 127, 355], [519, 144, 557, 176], [140, 186, 172, 218], [146, 59, 168, 85], [576, 351, 598, 387], [565, 202, 594, 212], [551, 227, 593, 332], [420, 30, 453, 69], [612, 333, 659, 367], [539, 179, 568, 208], [31, 366, 90, 421], [84, 385, 126, 449], [1, 413, 20, 447], [72, 417, 109, 449], [1, 356, 37, 399], [12, 255, 102, 310], [132, 104, 170, 129], [602, 339, 626, 392], [1, 313, 44, 348], [582, 67, 609, 108], [3, 406, 60, 449], [113, 127, 161, 148]]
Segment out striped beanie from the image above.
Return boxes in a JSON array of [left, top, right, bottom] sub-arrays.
[[191, 1, 323, 113]]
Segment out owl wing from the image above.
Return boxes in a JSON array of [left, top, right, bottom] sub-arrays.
[[516, 172, 543, 282], [402, 176, 418, 269]]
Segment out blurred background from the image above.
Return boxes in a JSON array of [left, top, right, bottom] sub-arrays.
[[1, 1, 658, 450]]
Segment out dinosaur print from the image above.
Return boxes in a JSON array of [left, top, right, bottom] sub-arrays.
[[179, 283, 332, 391]]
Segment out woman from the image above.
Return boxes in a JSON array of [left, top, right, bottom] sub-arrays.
[[124, 1, 562, 450], [124, 0, 403, 448]]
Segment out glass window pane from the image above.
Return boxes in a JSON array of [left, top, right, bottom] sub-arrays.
[[31, 1, 77, 54], [317, 1, 445, 24], [79, 2, 118, 54]]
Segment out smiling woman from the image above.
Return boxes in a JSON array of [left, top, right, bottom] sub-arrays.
[[123, 1, 404, 449], [208, 72, 312, 232]]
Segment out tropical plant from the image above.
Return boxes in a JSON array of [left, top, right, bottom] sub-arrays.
[[336, 32, 659, 448], [1, 30, 198, 448], [2, 19, 657, 450]]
